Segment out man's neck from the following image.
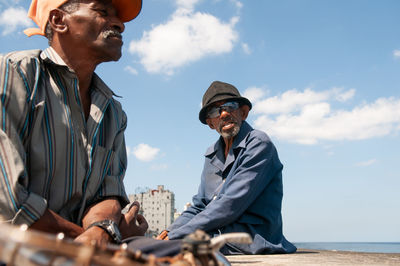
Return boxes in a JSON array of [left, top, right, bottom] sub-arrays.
[[50, 44, 96, 94], [223, 137, 235, 159], [50, 44, 94, 119]]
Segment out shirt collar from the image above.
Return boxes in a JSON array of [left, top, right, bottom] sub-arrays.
[[40, 47, 116, 99], [91, 72, 115, 99], [205, 120, 253, 157], [40, 47, 69, 67]]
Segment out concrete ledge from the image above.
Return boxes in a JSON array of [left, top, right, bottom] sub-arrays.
[[226, 249, 400, 265]]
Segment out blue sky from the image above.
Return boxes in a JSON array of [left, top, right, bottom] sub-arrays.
[[1, 0, 399, 242]]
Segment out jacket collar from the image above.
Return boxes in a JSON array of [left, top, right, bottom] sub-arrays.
[[205, 121, 253, 172]]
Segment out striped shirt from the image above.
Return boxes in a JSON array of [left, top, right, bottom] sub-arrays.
[[0, 48, 129, 226]]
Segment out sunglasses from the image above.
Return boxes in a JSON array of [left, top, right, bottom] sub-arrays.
[[207, 101, 240, 119]]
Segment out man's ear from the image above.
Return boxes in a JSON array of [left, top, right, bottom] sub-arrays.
[[206, 118, 215, 129], [48, 9, 68, 34], [240, 105, 250, 120]]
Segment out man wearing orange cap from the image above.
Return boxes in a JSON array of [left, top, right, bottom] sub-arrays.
[[0, 0, 150, 246]]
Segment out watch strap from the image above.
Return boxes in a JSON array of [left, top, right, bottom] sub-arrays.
[[87, 219, 122, 244]]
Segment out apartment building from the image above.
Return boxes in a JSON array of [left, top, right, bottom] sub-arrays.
[[128, 185, 175, 236]]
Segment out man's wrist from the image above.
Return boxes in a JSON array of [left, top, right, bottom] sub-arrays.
[[86, 225, 111, 241], [87, 219, 122, 244]]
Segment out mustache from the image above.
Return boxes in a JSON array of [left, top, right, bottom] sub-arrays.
[[218, 120, 236, 130], [102, 30, 122, 39]]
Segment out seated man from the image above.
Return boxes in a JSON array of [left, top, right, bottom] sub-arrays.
[[0, 0, 148, 245], [159, 81, 297, 255]]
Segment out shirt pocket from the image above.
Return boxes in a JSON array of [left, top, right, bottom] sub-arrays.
[[84, 145, 115, 197]]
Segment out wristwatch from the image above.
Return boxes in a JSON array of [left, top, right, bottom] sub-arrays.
[[87, 219, 122, 244]]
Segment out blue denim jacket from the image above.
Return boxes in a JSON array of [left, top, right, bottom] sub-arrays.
[[168, 121, 296, 254]]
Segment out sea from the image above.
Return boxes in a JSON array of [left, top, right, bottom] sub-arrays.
[[294, 242, 400, 253]]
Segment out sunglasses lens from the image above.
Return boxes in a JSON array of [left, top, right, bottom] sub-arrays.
[[207, 102, 239, 118], [223, 102, 239, 110], [207, 107, 220, 118]]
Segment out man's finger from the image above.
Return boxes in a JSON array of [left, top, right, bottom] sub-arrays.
[[156, 230, 168, 240], [137, 214, 149, 231], [125, 201, 140, 222], [128, 201, 140, 212], [136, 214, 147, 224]]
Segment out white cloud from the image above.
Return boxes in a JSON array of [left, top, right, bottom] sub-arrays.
[[250, 88, 400, 145], [355, 159, 377, 167], [176, 0, 200, 11], [335, 88, 355, 102], [124, 66, 138, 75], [129, 1, 239, 75], [252, 87, 355, 115], [132, 143, 160, 162], [230, 0, 243, 10], [0, 7, 32, 35], [243, 87, 265, 103], [241, 42, 251, 54], [393, 49, 400, 59], [252, 88, 331, 115]]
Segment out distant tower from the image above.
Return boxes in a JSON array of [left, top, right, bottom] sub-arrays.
[[184, 202, 192, 211], [173, 202, 192, 221], [128, 185, 175, 237]]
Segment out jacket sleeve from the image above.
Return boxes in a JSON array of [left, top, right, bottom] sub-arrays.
[[167, 174, 207, 232], [0, 52, 48, 226], [168, 134, 282, 239]]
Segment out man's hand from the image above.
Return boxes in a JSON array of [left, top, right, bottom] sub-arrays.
[[119, 201, 148, 239], [75, 198, 122, 246], [156, 230, 169, 240]]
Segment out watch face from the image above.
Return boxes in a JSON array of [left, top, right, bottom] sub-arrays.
[[88, 220, 122, 243], [98, 220, 122, 243], [108, 221, 122, 242]]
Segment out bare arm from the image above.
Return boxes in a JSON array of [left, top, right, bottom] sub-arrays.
[[75, 199, 148, 245], [75, 198, 122, 246], [31, 198, 148, 246], [30, 209, 84, 238]]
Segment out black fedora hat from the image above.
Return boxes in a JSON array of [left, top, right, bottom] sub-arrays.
[[199, 81, 252, 124]]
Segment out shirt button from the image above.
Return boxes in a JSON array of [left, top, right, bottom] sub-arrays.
[[213, 195, 217, 200]]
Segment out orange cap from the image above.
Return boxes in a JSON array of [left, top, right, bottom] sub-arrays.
[[24, 0, 142, 37]]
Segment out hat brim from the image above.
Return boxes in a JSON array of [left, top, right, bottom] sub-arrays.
[[199, 96, 252, 124], [113, 0, 142, 22]]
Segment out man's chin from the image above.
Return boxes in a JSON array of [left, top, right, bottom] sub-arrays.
[[103, 43, 123, 62], [220, 125, 240, 139], [112, 53, 122, 61], [102, 51, 122, 62]]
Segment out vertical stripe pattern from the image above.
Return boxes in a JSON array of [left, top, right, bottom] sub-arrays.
[[0, 48, 129, 226]]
